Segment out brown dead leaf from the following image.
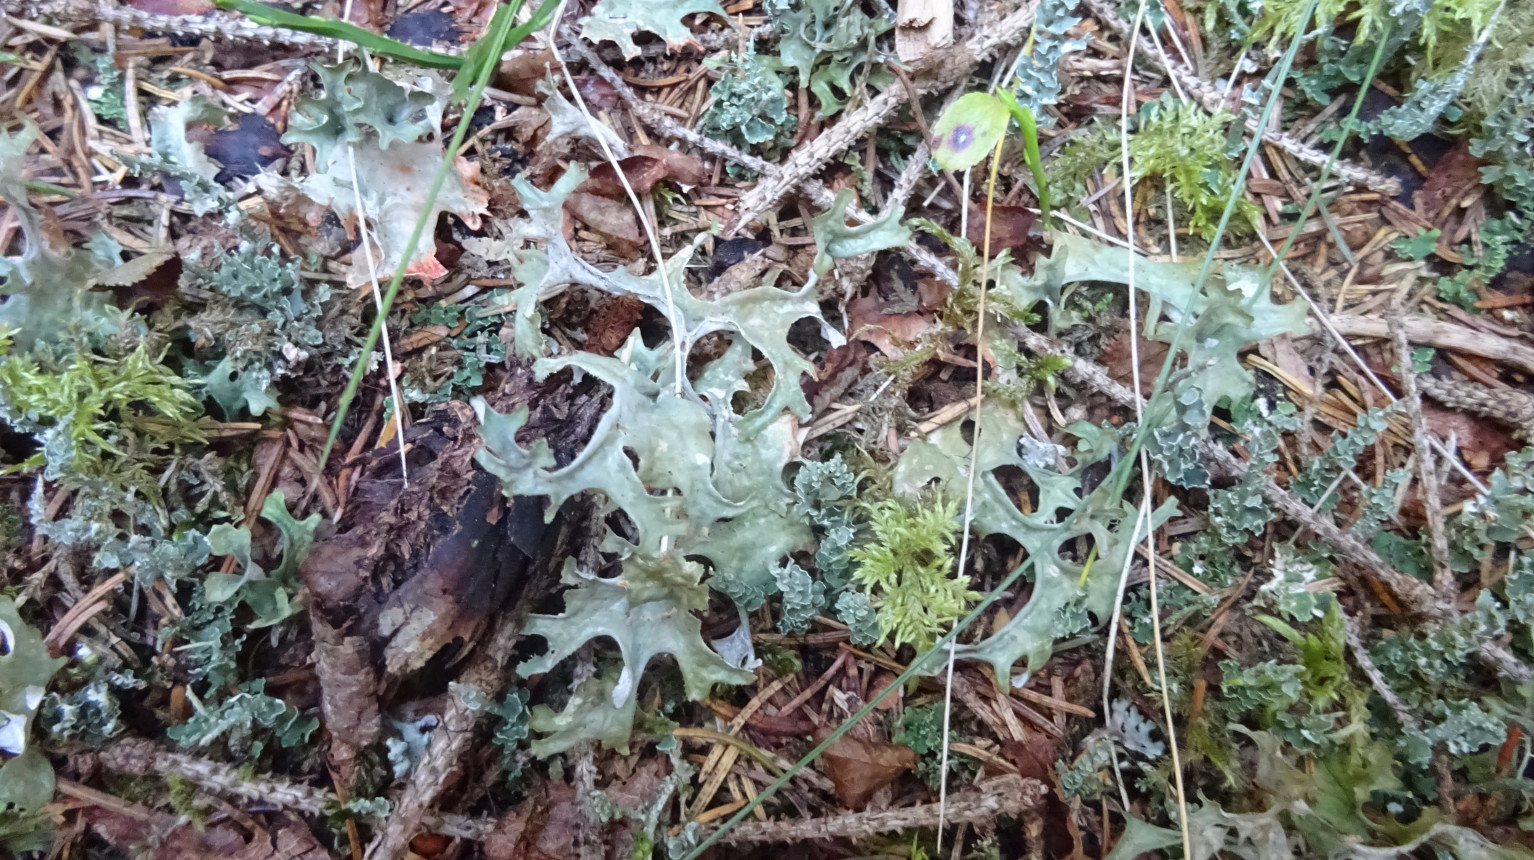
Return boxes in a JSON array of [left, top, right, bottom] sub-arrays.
[[918, 276, 951, 312], [815, 729, 918, 809], [964, 203, 1037, 254], [1257, 333, 1317, 397], [94, 250, 181, 313], [1001, 733, 1063, 783], [85, 810, 328, 860], [1100, 327, 1170, 398], [484, 781, 583, 860], [496, 49, 557, 96], [576, 75, 623, 111], [581, 144, 710, 198], [804, 342, 868, 412], [317, 0, 385, 31], [634, 143, 709, 187], [582, 155, 670, 198], [847, 294, 935, 359], [565, 190, 641, 244], [1424, 404, 1518, 471]]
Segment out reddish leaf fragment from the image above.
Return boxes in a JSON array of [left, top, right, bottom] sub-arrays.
[[634, 142, 709, 187], [1100, 327, 1170, 398], [1423, 403, 1518, 471], [576, 74, 623, 111], [816, 730, 918, 809], [581, 144, 709, 198], [964, 203, 1037, 254], [804, 342, 868, 412], [847, 294, 936, 359], [1002, 733, 1063, 783], [1415, 142, 1482, 221], [586, 294, 647, 355], [98, 251, 182, 313], [484, 782, 584, 860], [497, 49, 558, 97], [583, 155, 669, 198]]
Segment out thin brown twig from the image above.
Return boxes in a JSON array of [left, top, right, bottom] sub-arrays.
[[95, 738, 494, 839], [728, 1, 1040, 234], [704, 775, 1046, 845], [1389, 304, 1455, 603], [885, 59, 967, 205]]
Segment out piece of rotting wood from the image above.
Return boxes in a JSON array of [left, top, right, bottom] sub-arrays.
[[896, 0, 955, 65]]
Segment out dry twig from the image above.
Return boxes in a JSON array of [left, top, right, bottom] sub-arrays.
[[706, 775, 1045, 845]]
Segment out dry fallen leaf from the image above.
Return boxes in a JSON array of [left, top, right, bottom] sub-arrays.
[[565, 189, 642, 244], [496, 49, 558, 96], [847, 294, 936, 359], [586, 294, 647, 355], [1101, 327, 1170, 398], [1002, 733, 1063, 783], [1415, 142, 1482, 221], [815, 729, 918, 809], [964, 203, 1037, 255], [580, 144, 710, 198]]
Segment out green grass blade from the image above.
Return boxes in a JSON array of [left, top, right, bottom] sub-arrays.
[[317, 0, 551, 471], [1260, 33, 1393, 285], [213, 0, 466, 69], [1133, 0, 1322, 429]]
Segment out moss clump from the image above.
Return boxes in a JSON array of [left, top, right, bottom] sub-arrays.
[[848, 496, 978, 650]]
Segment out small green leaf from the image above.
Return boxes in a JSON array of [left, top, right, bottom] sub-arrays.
[[931, 92, 1009, 171], [1390, 228, 1441, 261]]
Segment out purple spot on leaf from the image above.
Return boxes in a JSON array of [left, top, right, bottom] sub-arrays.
[[949, 125, 973, 151]]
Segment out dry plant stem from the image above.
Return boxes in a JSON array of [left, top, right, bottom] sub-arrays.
[[727, 0, 1040, 235], [99, 737, 333, 817], [1116, 1, 1191, 852], [939, 138, 1004, 853], [1341, 612, 1419, 726], [1418, 376, 1534, 440], [564, 35, 913, 240], [706, 775, 1046, 845], [1076, 0, 1400, 195], [1328, 314, 1534, 376], [10, 0, 340, 49], [1389, 306, 1454, 602], [97, 738, 492, 839]]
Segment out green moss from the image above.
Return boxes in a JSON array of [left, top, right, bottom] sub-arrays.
[[848, 496, 978, 651], [0, 330, 205, 496], [1129, 97, 1261, 240]]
